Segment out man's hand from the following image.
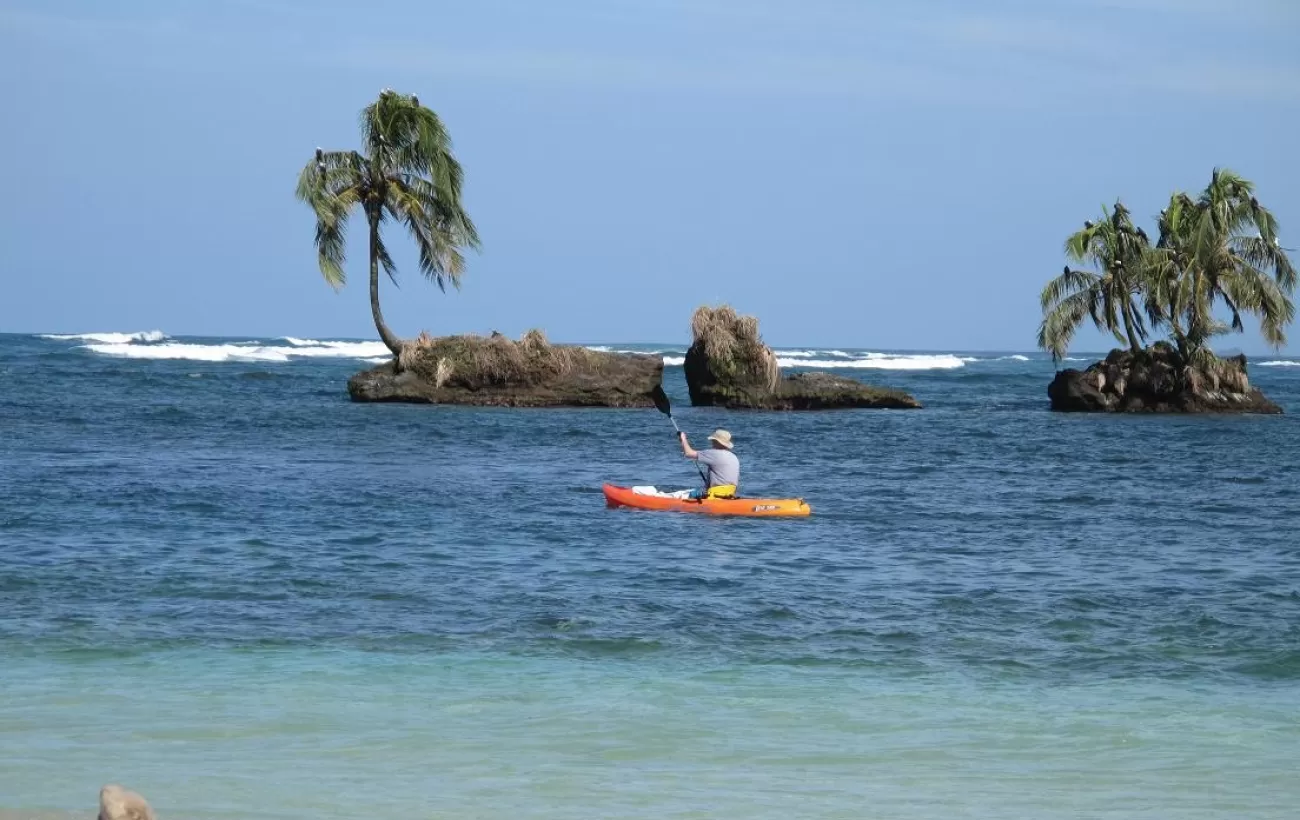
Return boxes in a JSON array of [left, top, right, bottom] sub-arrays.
[[679, 431, 698, 459]]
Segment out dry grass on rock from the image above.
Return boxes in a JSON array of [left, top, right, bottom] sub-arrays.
[[398, 329, 599, 389], [690, 305, 780, 391]]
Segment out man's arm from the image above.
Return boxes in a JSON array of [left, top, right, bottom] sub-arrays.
[[679, 431, 699, 459]]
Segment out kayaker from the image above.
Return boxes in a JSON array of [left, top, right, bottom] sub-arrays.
[[678, 429, 739, 498]]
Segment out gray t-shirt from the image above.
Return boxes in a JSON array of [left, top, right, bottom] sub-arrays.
[[696, 448, 740, 489]]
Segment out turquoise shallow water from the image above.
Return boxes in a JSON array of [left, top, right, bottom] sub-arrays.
[[5, 652, 1299, 819], [2, 333, 1299, 818]]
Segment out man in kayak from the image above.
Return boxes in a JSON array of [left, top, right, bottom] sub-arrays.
[[678, 429, 740, 498]]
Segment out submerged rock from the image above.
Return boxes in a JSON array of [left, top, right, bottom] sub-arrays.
[[1047, 344, 1282, 414], [98, 785, 155, 820], [683, 305, 921, 410], [734, 371, 920, 410], [348, 330, 662, 407]]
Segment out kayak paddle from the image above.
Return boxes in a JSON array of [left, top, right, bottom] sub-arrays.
[[651, 384, 682, 433], [651, 385, 708, 487]]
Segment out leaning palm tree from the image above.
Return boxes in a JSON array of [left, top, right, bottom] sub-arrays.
[[1037, 201, 1153, 361], [295, 89, 481, 359], [1157, 168, 1295, 365]]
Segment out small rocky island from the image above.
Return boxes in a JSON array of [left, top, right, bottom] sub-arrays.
[[299, 92, 663, 408], [683, 305, 920, 409], [1038, 168, 1293, 415], [348, 330, 662, 407], [1047, 344, 1280, 414]]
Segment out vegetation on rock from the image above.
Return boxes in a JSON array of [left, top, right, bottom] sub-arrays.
[[397, 329, 604, 389], [689, 305, 780, 393], [295, 89, 480, 361], [348, 329, 662, 407], [1037, 168, 1293, 413], [684, 305, 920, 410]]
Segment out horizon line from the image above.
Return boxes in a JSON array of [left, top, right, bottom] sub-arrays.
[[7, 331, 1288, 359]]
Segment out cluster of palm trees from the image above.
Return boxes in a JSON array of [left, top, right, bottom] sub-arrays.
[[297, 94, 1295, 378], [1038, 169, 1296, 368]]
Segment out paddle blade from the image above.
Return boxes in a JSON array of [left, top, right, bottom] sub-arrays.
[[650, 384, 672, 416]]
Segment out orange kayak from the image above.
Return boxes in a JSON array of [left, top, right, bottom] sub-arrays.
[[602, 484, 811, 517]]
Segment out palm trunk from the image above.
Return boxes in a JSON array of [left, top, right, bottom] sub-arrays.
[[1168, 296, 1187, 362], [368, 207, 403, 359], [1123, 304, 1142, 354]]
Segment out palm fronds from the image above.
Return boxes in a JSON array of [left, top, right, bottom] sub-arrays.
[[1038, 169, 1295, 364], [295, 90, 480, 357]]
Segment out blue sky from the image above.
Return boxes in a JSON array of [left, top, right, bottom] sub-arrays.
[[2, 0, 1298, 353]]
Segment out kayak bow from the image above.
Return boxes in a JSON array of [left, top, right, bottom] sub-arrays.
[[602, 484, 811, 518]]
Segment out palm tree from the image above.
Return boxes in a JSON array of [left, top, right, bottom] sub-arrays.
[[1156, 168, 1295, 365], [1037, 201, 1153, 361], [1038, 169, 1295, 371], [296, 89, 481, 359]]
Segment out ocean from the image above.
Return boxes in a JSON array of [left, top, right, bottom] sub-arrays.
[[2, 332, 1298, 819]]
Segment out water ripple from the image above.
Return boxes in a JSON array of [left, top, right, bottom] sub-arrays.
[[1, 336, 1299, 685]]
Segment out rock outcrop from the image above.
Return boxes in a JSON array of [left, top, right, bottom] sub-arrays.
[[1047, 344, 1282, 414], [348, 330, 662, 407], [99, 784, 155, 820], [683, 306, 921, 410]]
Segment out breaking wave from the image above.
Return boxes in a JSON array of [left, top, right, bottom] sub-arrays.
[[71, 336, 389, 363], [777, 354, 967, 370], [1258, 360, 1300, 367], [43, 334, 1050, 372], [41, 330, 168, 344], [585, 346, 669, 355], [655, 352, 969, 370]]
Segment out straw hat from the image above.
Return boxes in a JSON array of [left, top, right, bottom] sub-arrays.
[[707, 429, 734, 449]]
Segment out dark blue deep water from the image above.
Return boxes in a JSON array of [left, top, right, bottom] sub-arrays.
[[2, 332, 1298, 819]]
